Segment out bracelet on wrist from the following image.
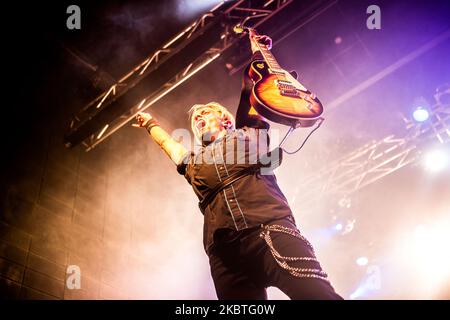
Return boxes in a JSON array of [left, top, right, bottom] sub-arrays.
[[145, 118, 160, 132]]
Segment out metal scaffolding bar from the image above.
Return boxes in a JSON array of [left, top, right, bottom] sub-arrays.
[[65, 0, 294, 150], [290, 86, 450, 208]]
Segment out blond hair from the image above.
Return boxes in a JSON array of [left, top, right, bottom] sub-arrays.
[[188, 102, 235, 145]]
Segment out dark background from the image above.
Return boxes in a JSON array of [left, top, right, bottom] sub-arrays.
[[1, 0, 449, 299]]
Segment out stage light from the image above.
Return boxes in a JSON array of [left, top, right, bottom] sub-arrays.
[[176, 0, 223, 19], [414, 225, 426, 238], [356, 256, 369, 266], [411, 96, 430, 123], [330, 219, 356, 235], [334, 36, 342, 45], [328, 214, 356, 237], [424, 149, 449, 172], [412, 107, 429, 122], [393, 218, 450, 297], [334, 223, 343, 231], [349, 286, 367, 300], [412, 222, 450, 287]]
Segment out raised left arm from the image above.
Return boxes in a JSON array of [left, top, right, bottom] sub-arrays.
[[235, 33, 273, 130]]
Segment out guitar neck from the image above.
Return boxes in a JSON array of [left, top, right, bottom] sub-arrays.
[[253, 37, 283, 73]]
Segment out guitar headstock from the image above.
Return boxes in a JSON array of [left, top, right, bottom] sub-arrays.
[[233, 24, 259, 36]]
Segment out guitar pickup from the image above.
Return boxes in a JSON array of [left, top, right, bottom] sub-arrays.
[[275, 80, 292, 86], [280, 89, 300, 97]]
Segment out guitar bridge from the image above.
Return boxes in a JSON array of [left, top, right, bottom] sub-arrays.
[[280, 90, 301, 98]]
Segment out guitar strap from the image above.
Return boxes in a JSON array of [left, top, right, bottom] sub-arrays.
[[198, 147, 283, 214]]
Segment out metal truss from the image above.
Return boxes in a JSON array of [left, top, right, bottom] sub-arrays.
[[291, 85, 450, 208], [65, 0, 293, 151]]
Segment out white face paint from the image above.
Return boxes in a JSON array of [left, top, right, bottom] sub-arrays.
[[189, 102, 235, 146], [194, 108, 227, 144]]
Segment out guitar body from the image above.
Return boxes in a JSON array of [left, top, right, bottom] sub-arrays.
[[248, 60, 324, 127]]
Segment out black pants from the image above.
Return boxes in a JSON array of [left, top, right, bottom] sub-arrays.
[[208, 217, 343, 300]]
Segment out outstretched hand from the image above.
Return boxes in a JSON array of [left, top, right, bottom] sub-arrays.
[[132, 112, 153, 128]]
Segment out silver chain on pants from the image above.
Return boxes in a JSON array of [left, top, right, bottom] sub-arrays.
[[259, 224, 330, 283]]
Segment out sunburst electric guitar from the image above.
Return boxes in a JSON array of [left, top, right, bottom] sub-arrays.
[[236, 26, 324, 128]]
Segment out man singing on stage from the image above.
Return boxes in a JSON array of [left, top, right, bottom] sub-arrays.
[[133, 31, 342, 300]]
